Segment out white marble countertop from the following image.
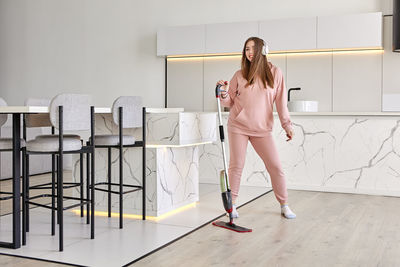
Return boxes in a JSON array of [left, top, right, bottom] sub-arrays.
[[93, 107, 185, 114], [0, 106, 185, 114], [221, 111, 400, 116], [287, 112, 400, 116]]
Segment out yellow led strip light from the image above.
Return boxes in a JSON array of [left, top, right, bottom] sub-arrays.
[[71, 202, 197, 222]]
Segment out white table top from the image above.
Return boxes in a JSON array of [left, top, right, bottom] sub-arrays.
[[0, 106, 50, 113], [0, 106, 184, 114]]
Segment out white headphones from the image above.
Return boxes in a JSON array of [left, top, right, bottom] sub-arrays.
[[262, 40, 269, 56]]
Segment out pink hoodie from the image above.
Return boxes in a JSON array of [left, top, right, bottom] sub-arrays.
[[220, 63, 293, 137]]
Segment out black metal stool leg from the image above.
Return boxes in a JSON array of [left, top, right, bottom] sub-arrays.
[[142, 144, 146, 220], [119, 107, 123, 229], [51, 126, 56, 234], [86, 151, 90, 224], [91, 149, 95, 239], [56, 155, 60, 225], [142, 107, 146, 221], [58, 106, 64, 252], [26, 154, 30, 232], [51, 154, 55, 235], [108, 147, 111, 217], [119, 145, 123, 229], [80, 153, 84, 217], [59, 155, 64, 251], [57, 154, 64, 251]]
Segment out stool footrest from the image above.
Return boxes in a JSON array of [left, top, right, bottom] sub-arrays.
[[30, 182, 82, 190], [27, 195, 91, 211], [94, 182, 143, 195]]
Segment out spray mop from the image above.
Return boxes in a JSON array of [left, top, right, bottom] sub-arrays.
[[212, 83, 252, 233]]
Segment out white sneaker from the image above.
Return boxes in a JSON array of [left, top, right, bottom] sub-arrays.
[[226, 204, 239, 218], [281, 205, 296, 219]]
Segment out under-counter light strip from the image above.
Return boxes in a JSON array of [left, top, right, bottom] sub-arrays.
[[166, 47, 384, 60], [71, 202, 197, 221]]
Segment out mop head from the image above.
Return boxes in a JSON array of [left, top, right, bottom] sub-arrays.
[[212, 220, 252, 233]]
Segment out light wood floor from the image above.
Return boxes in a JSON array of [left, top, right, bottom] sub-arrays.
[[132, 190, 400, 267], [1, 189, 400, 267], [0, 254, 66, 267]]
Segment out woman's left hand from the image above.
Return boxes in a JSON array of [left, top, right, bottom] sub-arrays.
[[286, 129, 294, 141]]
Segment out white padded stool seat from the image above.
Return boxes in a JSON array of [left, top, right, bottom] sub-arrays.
[[0, 138, 26, 150], [27, 135, 82, 152], [94, 135, 136, 146]]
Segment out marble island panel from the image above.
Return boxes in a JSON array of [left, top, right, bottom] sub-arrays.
[[200, 113, 400, 197]]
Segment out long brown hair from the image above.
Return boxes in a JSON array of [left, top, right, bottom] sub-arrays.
[[241, 37, 274, 88]]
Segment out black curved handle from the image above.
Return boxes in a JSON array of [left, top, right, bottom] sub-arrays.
[[288, 87, 301, 102]]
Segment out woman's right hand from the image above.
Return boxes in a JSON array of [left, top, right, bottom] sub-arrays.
[[216, 80, 229, 98]]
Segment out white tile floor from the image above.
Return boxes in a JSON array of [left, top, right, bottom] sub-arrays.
[[0, 184, 271, 267]]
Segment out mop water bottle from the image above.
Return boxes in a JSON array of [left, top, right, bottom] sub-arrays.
[[220, 170, 232, 214]]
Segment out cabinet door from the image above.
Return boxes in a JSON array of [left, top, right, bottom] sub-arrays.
[[167, 58, 204, 111], [259, 17, 317, 52], [157, 25, 205, 56], [333, 53, 382, 112], [317, 12, 382, 50], [205, 22, 258, 54]]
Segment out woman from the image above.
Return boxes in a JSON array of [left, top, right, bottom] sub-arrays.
[[217, 37, 296, 219]]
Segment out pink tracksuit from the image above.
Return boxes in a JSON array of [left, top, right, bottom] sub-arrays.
[[220, 63, 292, 204]]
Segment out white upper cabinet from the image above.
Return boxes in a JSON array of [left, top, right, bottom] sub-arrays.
[[205, 22, 258, 54], [157, 25, 205, 56], [259, 17, 317, 52], [157, 12, 383, 56], [317, 12, 383, 49]]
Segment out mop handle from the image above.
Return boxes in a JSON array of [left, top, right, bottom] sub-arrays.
[[215, 84, 230, 191]]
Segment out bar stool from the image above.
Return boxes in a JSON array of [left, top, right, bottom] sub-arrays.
[[0, 98, 27, 245], [93, 96, 146, 229], [23, 98, 89, 239], [24, 94, 95, 251]]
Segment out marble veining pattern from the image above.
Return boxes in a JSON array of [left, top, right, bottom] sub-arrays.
[[156, 146, 199, 213], [179, 113, 217, 143]]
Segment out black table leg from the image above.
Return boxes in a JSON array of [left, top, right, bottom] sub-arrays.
[[0, 113, 21, 249]]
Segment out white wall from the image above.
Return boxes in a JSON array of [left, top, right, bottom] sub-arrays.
[[0, 0, 388, 108], [166, 1, 400, 112]]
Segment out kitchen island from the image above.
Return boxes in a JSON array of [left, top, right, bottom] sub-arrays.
[[200, 112, 400, 197], [72, 109, 217, 217]]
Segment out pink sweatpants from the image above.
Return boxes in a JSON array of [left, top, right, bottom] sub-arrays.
[[228, 130, 288, 204]]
